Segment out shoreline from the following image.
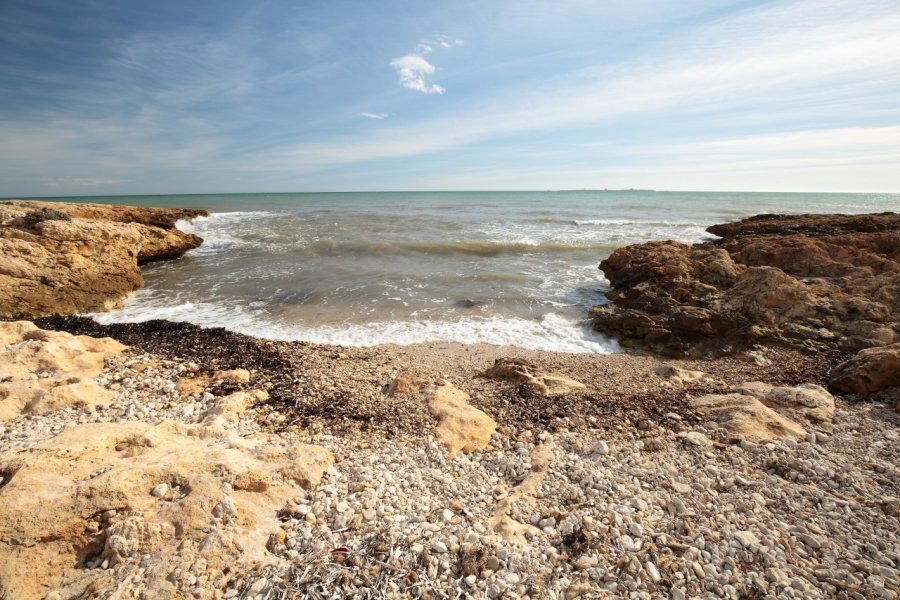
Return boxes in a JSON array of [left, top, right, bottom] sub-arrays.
[[2, 205, 898, 599]]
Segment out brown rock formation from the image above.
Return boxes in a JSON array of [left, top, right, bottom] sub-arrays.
[[591, 212, 900, 358], [0, 200, 206, 319], [692, 393, 807, 443]]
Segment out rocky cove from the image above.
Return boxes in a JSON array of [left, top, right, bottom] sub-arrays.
[[0, 202, 897, 600]]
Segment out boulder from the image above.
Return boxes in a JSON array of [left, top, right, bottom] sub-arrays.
[[425, 383, 496, 454], [0, 321, 126, 421], [735, 381, 835, 423], [829, 343, 900, 395], [0, 400, 333, 600]]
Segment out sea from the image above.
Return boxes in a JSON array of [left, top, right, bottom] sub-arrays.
[[37, 191, 900, 353]]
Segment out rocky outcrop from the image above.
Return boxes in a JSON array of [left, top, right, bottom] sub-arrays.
[[591, 213, 900, 358], [735, 381, 835, 424], [692, 393, 807, 443], [691, 381, 836, 443], [0, 200, 206, 319]]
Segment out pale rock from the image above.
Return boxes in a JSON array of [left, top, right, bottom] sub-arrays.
[[680, 431, 710, 447], [482, 358, 586, 395], [424, 383, 496, 455], [735, 530, 758, 548], [692, 393, 806, 443]]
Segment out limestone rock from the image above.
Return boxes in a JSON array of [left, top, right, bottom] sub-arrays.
[[829, 343, 900, 396], [735, 381, 835, 423], [483, 358, 586, 395], [425, 383, 496, 454], [213, 368, 252, 384], [692, 393, 806, 443], [0, 321, 125, 421], [0, 416, 332, 599], [655, 365, 721, 387], [0, 200, 206, 318]]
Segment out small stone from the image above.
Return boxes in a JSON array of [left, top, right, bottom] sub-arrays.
[[486, 584, 502, 599], [151, 483, 169, 498], [485, 556, 501, 571], [672, 588, 686, 600], [671, 480, 692, 494], [692, 562, 706, 578], [464, 575, 477, 587], [619, 534, 641, 552], [681, 431, 709, 447], [591, 441, 610, 455], [431, 539, 448, 553], [645, 561, 661, 583], [735, 530, 758, 548], [628, 522, 644, 537]]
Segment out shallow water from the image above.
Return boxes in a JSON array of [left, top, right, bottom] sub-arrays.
[[43, 190, 899, 353]]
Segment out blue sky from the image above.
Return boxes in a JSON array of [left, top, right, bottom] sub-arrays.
[[2, 0, 899, 196]]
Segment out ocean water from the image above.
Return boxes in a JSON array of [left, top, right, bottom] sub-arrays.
[[43, 190, 899, 353]]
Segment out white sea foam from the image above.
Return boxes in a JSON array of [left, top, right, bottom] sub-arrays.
[[94, 293, 619, 354]]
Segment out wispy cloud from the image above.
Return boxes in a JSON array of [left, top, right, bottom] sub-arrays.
[[416, 34, 463, 54], [360, 112, 390, 120], [389, 54, 445, 94], [269, 1, 900, 172]]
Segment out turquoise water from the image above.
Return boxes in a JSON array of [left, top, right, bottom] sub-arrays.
[[30, 190, 900, 353]]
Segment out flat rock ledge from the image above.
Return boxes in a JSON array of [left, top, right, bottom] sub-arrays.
[[0, 200, 207, 318]]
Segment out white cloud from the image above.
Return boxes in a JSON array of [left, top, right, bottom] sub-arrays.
[[389, 54, 445, 94], [360, 112, 390, 120]]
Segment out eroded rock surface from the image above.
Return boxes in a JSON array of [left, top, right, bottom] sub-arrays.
[[0, 393, 332, 600], [591, 213, 900, 358], [0, 200, 206, 318], [692, 393, 807, 443], [0, 320, 126, 421], [425, 382, 497, 454]]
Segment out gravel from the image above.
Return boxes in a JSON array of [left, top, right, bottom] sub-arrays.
[[2, 319, 897, 600]]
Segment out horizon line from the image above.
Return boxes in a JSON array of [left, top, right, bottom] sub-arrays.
[[4, 188, 900, 200]]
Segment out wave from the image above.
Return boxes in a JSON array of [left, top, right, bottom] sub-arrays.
[[92, 296, 619, 354], [302, 239, 620, 258]]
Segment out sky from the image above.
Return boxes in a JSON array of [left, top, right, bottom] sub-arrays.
[[1, 0, 899, 196]]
